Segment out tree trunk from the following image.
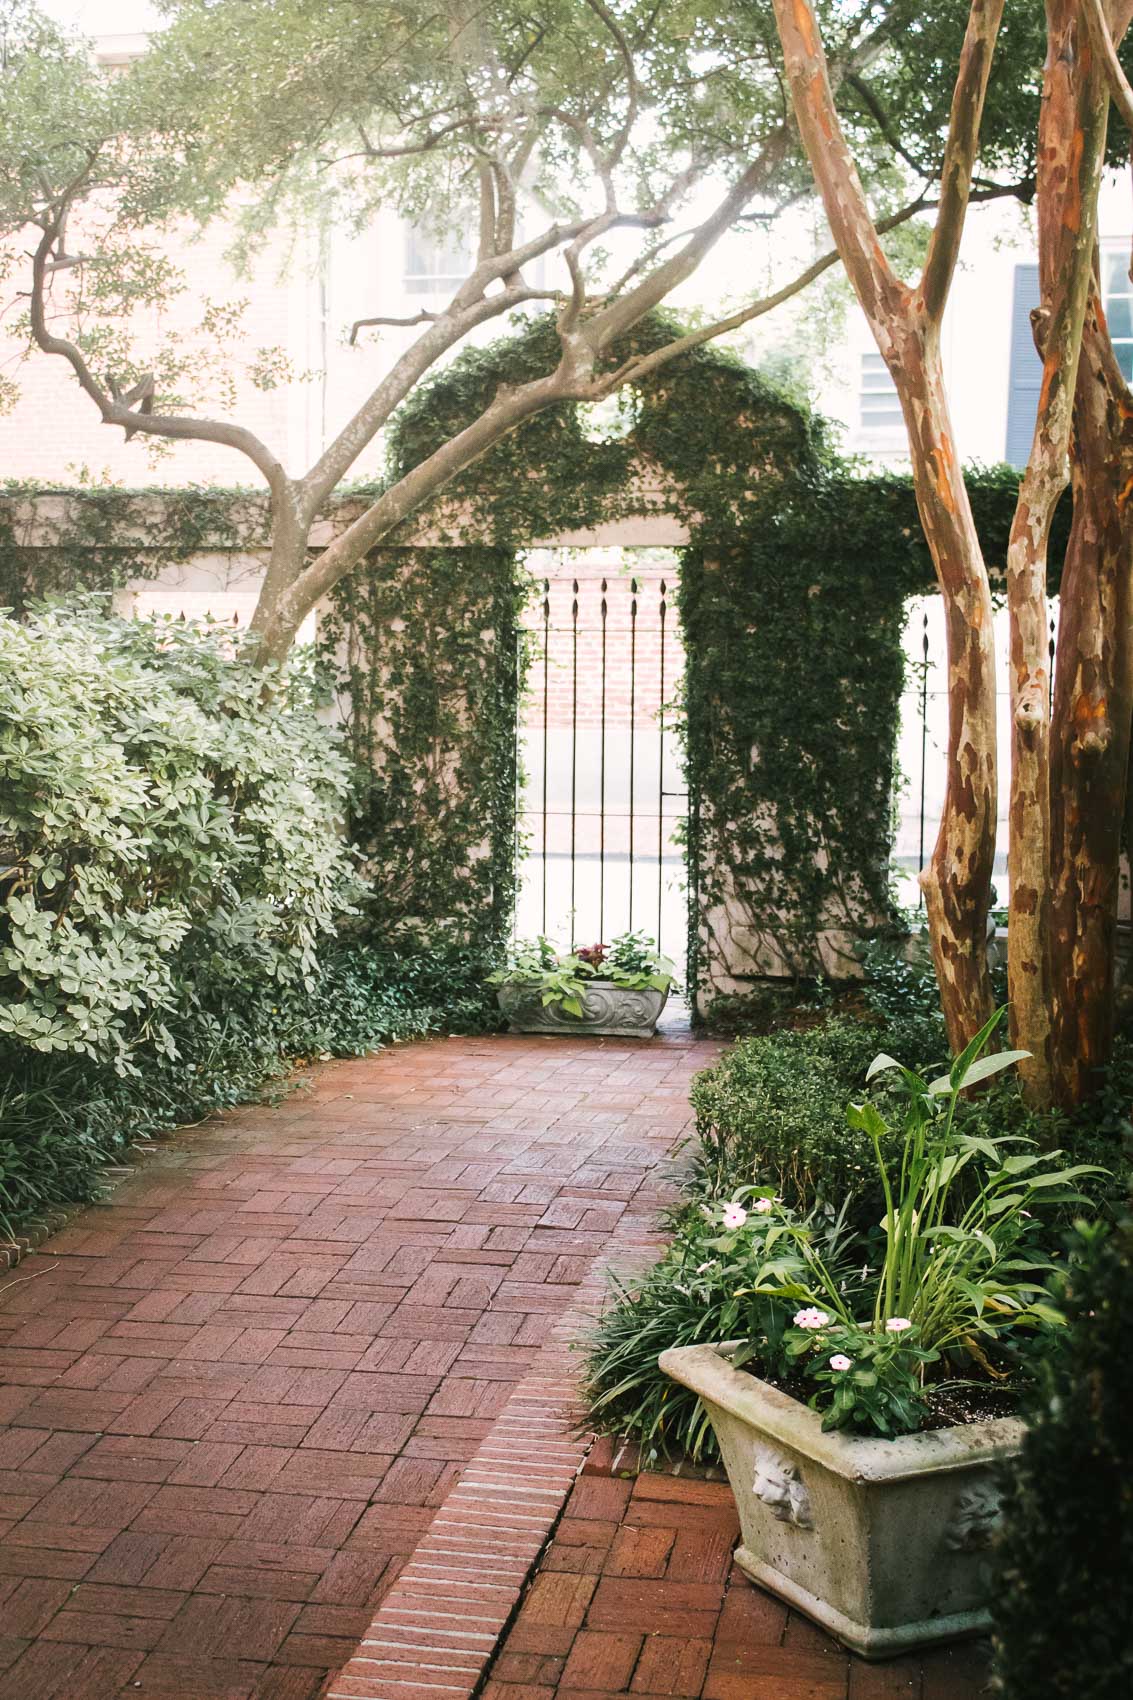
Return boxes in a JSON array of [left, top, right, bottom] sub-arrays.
[[1003, 0, 1110, 1104], [897, 324, 998, 1049], [1049, 305, 1133, 1104], [769, 0, 1004, 1053]]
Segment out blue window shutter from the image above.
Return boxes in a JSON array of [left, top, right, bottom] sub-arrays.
[[1005, 264, 1041, 467]]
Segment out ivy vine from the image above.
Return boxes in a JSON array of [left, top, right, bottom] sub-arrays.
[[316, 545, 526, 952]]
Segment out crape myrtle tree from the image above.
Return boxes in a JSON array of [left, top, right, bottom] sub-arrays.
[[2, 0, 1037, 669], [771, 0, 1133, 1107]]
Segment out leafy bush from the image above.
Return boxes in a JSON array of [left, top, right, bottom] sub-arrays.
[[688, 1001, 1131, 1226], [0, 938, 495, 1232], [1, 603, 360, 1070], [858, 930, 957, 1022], [992, 1216, 1133, 1700], [687, 1013, 946, 1215], [0, 605, 505, 1233]]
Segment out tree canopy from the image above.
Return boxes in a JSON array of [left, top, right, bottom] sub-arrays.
[[0, 0, 1056, 658]]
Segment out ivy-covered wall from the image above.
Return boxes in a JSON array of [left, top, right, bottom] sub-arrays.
[[0, 313, 1059, 1015], [382, 315, 1054, 1005], [317, 546, 525, 950]]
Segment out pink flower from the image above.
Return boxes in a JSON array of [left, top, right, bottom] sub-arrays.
[[885, 1317, 912, 1334], [793, 1307, 830, 1330], [721, 1203, 748, 1229], [752, 1197, 774, 1215], [829, 1354, 852, 1372]]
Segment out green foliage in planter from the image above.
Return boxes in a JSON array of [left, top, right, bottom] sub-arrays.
[[316, 546, 525, 951], [489, 931, 675, 1017], [992, 1215, 1133, 1700], [0, 602, 358, 1071]]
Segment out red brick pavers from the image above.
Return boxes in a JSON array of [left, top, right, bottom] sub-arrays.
[[483, 1456, 990, 1700], [0, 1030, 717, 1700]]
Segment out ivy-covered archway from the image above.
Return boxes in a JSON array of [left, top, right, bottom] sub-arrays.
[[350, 310, 945, 1010]]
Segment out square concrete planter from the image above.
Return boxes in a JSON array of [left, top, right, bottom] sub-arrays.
[[659, 1340, 1024, 1659], [497, 981, 667, 1037]]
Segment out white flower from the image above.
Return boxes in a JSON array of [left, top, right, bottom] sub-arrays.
[[721, 1202, 748, 1229], [829, 1354, 852, 1372], [885, 1317, 912, 1334], [793, 1307, 830, 1330], [752, 1197, 774, 1215]]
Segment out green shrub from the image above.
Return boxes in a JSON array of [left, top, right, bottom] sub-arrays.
[[688, 1006, 1130, 1223], [992, 1216, 1133, 1700], [0, 602, 358, 1071], [0, 938, 495, 1231], [0, 605, 506, 1233], [687, 1013, 946, 1214]]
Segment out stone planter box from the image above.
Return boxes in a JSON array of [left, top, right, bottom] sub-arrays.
[[659, 1341, 1024, 1659], [496, 981, 667, 1037]]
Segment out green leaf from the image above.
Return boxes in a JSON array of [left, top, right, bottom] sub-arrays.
[[947, 1006, 1007, 1090]]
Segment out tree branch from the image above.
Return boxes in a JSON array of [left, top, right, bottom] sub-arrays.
[[581, 0, 639, 171], [769, 0, 905, 331], [920, 0, 1008, 323], [1082, 0, 1133, 133], [28, 217, 290, 499], [592, 195, 938, 395]]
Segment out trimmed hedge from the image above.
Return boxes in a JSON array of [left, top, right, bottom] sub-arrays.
[[686, 1013, 946, 1214]]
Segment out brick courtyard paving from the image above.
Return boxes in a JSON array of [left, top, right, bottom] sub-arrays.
[[0, 1028, 990, 1700], [0, 1031, 715, 1700], [486, 1446, 989, 1700]]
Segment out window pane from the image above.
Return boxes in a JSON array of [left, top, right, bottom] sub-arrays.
[[859, 350, 899, 428], [1103, 250, 1131, 297], [404, 224, 472, 287], [1115, 340, 1133, 384], [861, 401, 903, 424], [1108, 296, 1133, 341]]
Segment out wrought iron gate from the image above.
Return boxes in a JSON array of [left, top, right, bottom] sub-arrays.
[[515, 563, 687, 969]]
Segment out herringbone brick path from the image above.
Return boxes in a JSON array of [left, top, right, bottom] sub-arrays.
[[0, 1031, 716, 1700]]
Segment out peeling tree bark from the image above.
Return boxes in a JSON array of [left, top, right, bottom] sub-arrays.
[[1049, 303, 1133, 1103], [771, 0, 1005, 1052], [1004, 0, 1109, 1104]]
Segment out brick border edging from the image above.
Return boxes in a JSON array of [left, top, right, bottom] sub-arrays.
[[0, 1163, 136, 1273], [325, 1217, 663, 1700]]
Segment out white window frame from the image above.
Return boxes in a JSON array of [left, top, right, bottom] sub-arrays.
[[1101, 247, 1133, 383], [858, 351, 903, 432]]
